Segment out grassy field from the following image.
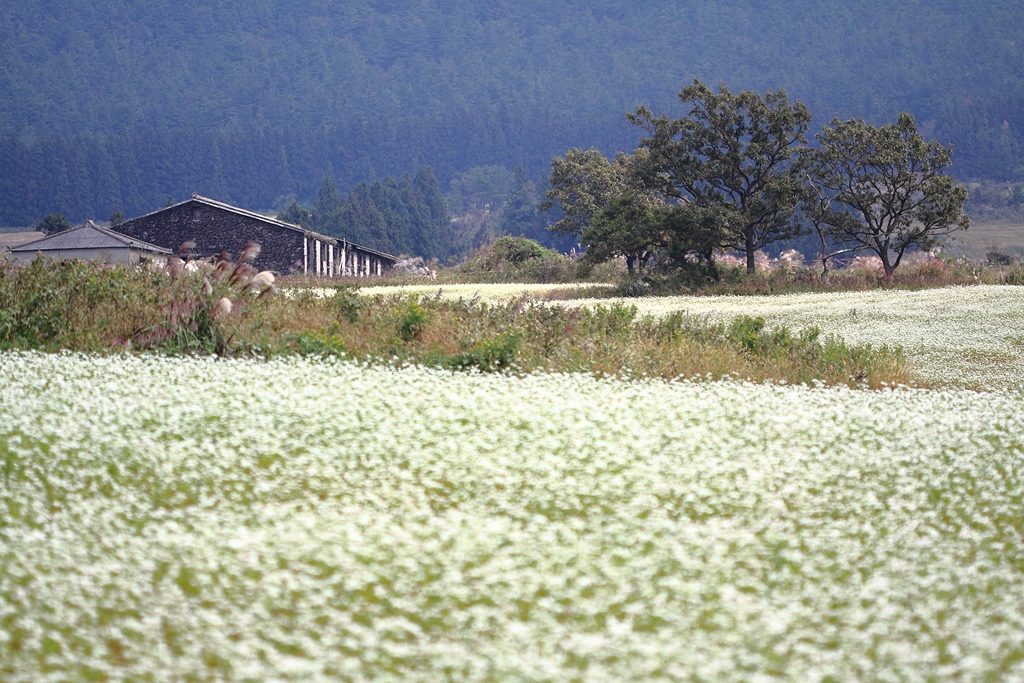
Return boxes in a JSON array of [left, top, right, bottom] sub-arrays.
[[0, 230, 41, 251], [2, 352, 1024, 682], [943, 217, 1024, 259]]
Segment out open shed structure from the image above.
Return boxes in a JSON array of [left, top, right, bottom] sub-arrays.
[[8, 221, 172, 265], [113, 194, 396, 277]]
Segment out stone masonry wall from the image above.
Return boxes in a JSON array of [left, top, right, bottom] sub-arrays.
[[116, 199, 395, 277], [115, 201, 307, 274]]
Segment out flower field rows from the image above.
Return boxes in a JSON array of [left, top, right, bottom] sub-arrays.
[[2, 352, 1024, 681]]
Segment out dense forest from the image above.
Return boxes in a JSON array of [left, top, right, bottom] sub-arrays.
[[278, 169, 454, 259], [2, 1, 1023, 250]]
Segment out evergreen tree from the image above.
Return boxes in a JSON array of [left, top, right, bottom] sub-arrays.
[[66, 137, 92, 220], [207, 135, 231, 201], [277, 201, 312, 227], [500, 165, 550, 244], [49, 139, 73, 218], [315, 175, 343, 217], [93, 140, 123, 219], [413, 167, 449, 228], [370, 177, 413, 255], [109, 136, 143, 217]]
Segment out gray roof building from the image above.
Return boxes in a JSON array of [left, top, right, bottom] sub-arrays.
[[9, 221, 172, 265]]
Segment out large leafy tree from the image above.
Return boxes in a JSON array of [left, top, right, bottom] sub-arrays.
[[804, 113, 969, 278], [582, 198, 723, 278], [798, 183, 865, 279], [581, 196, 668, 277], [545, 146, 726, 276], [541, 148, 640, 238], [629, 80, 811, 273]]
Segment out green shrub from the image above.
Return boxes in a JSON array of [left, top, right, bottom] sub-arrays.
[[727, 316, 768, 353], [487, 236, 553, 265], [446, 332, 520, 371], [397, 296, 428, 342], [331, 285, 364, 322], [288, 331, 347, 356]]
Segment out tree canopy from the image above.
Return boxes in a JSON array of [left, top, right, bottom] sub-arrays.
[[547, 84, 969, 277], [630, 80, 810, 272], [35, 213, 70, 235], [804, 113, 969, 277]]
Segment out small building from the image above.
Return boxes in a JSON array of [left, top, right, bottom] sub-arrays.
[[9, 221, 172, 265], [113, 194, 397, 277]]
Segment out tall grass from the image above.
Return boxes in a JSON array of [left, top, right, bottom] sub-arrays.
[[0, 257, 911, 388]]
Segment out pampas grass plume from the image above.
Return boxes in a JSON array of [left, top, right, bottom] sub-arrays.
[[212, 259, 232, 281], [229, 262, 257, 286], [211, 297, 233, 320], [248, 271, 275, 290], [239, 242, 261, 262]]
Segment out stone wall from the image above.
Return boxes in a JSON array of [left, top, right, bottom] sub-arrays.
[[116, 199, 395, 277], [115, 200, 307, 274]]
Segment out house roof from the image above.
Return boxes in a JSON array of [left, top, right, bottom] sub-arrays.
[[129, 193, 397, 263], [12, 221, 173, 254]]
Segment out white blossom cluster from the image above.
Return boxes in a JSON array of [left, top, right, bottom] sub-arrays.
[[560, 285, 1024, 389], [2, 352, 1024, 681]]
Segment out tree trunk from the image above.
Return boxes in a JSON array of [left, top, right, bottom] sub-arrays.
[[745, 234, 756, 274], [880, 252, 895, 278]]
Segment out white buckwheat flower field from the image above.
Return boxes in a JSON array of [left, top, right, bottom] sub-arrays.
[[2, 349, 1024, 681]]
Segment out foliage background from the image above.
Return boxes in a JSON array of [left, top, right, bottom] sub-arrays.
[[1, 0, 1022, 228]]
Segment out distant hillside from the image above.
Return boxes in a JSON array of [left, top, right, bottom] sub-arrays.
[[1, 0, 1022, 227]]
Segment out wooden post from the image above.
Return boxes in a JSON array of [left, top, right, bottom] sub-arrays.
[[303, 236, 308, 275], [315, 240, 321, 276], [329, 243, 334, 277]]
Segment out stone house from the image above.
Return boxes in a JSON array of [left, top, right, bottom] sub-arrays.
[[114, 194, 396, 276]]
